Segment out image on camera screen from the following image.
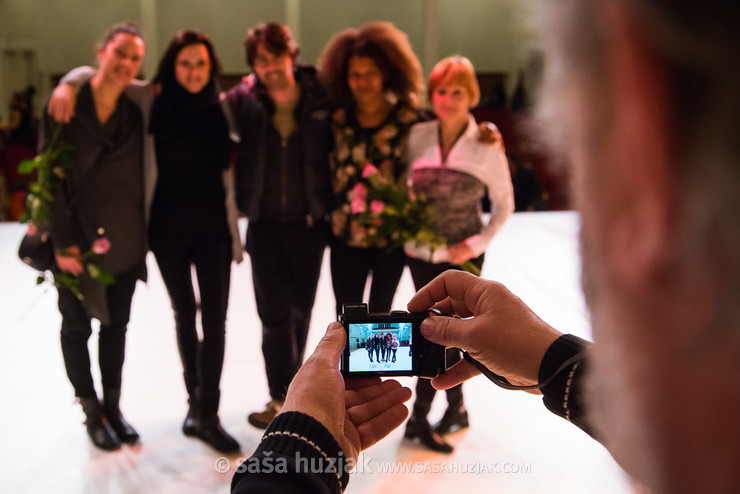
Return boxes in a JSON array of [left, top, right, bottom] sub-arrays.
[[346, 322, 412, 373]]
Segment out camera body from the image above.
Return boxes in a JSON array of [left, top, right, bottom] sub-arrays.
[[339, 303, 446, 378]]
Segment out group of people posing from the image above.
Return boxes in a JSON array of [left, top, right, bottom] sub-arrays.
[[366, 332, 401, 364], [42, 19, 513, 455]]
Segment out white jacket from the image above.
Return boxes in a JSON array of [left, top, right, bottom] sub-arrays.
[[404, 114, 514, 263]]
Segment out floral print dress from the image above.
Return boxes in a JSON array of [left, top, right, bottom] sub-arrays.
[[329, 102, 419, 248]]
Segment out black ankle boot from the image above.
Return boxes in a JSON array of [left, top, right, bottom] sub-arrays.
[[433, 405, 469, 436], [404, 414, 453, 453], [183, 376, 199, 436], [182, 398, 199, 437], [80, 397, 121, 451], [102, 389, 140, 444], [197, 390, 240, 453], [197, 415, 240, 454]]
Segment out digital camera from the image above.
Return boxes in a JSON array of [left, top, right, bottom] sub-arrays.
[[339, 303, 446, 378]]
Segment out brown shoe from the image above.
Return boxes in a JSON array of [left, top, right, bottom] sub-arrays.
[[247, 399, 283, 429]]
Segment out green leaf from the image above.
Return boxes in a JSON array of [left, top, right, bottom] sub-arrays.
[[95, 272, 116, 285], [17, 158, 39, 174]]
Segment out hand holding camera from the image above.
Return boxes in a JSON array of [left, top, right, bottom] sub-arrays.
[[407, 270, 562, 392], [281, 321, 412, 463]]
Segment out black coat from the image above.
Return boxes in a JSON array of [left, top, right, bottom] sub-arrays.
[[225, 65, 333, 222]]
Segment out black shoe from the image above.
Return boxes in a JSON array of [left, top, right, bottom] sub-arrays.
[[433, 406, 469, 436], [404, 415, 453, 453], [102, 389, 140, 444], [197, 415, 240, 454], [80, 397, 121, 451], [106, 411, 140, 444], [182, 401, 199, 437], [86, 418, 122, 451]]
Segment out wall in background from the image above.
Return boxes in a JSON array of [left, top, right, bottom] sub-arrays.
[[0, 0, 540, 111]]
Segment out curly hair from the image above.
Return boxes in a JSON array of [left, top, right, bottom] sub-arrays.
[[318, 21, 423, 108]]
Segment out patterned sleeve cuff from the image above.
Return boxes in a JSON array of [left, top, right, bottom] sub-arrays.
[[538, 334, 595, 437], [234, 411, 350, 493]]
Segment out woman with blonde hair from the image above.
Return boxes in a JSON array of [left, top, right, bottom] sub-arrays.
[[404, 55, 514, 453]]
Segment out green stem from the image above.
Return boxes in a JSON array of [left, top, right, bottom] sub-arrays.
[[460, 260, 481, 277]]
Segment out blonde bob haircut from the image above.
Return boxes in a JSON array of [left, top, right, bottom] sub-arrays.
[[428, 55, 480, 107]]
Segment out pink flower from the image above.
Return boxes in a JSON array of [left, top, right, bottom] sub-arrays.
[[352, 183, 367, 200], [362, 163, 379, 178], [351, 197, 367, 214], [92, 237, 111, 255], [370, 200, 385, 213]]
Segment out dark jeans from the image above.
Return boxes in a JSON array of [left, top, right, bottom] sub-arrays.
[[58, 265, 140, 399], [246, 219, 326, 401], [408, 254, 484, 411], [150, 231, 232, 401], [330, 241, 406, 316]]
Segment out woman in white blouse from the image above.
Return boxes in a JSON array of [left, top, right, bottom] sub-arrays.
[[404, 56, 514, 453]]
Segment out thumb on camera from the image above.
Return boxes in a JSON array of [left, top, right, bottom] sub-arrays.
[[420, 316, 463, 349], [312, 321, 346, 364]]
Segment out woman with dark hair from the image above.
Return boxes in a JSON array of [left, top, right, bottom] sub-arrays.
[[47, 29, 242, 453], [147, 30, 241, 454], [43, 21, 149, 452], [318, 21, 424, 316]]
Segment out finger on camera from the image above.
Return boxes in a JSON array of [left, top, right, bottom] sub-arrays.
[[431, 360, 480, 390], [309, 322, 346, 362], [421, 316, 472, 350]]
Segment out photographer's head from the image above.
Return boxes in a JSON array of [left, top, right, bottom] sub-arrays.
[[537, 0, 740, 490]]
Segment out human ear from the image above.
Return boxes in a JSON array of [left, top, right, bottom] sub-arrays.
[[603, 1, 678, 286]]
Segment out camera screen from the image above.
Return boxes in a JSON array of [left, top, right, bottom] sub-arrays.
[[346, 321, 413, 373]]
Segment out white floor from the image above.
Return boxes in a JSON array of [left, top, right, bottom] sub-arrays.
[[0, 212, 635, 493]]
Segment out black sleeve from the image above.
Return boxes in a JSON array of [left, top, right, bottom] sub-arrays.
[[231, 411, 350, 494], [41, 109, 77, 249], [538, 334, 596, 438]]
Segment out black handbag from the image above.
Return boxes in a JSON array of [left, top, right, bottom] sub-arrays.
[[18, 228, 55, 272]]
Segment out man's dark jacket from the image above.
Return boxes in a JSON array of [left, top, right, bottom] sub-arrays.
[[225, 65, 333, 222]]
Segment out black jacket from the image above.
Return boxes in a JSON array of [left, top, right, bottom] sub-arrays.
[[225, 65, 333, 223]]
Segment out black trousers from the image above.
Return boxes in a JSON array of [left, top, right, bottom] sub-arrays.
[[150, 231, 232, 404], [58, 265, 140, 399], [247, 219, 326, 401], [330, 241, 406, 316], [407, 254, 484, 412]]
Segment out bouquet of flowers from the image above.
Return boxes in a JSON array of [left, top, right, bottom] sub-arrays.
[[343, 164, 481, 276], [345, 163, 447, 251], [18, 125, 115, 298]]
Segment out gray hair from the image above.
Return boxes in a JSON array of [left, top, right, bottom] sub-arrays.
[[536, 0, 740, 315]]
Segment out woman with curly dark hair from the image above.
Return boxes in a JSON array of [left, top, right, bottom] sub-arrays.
[[318, 21, 424, 317]]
